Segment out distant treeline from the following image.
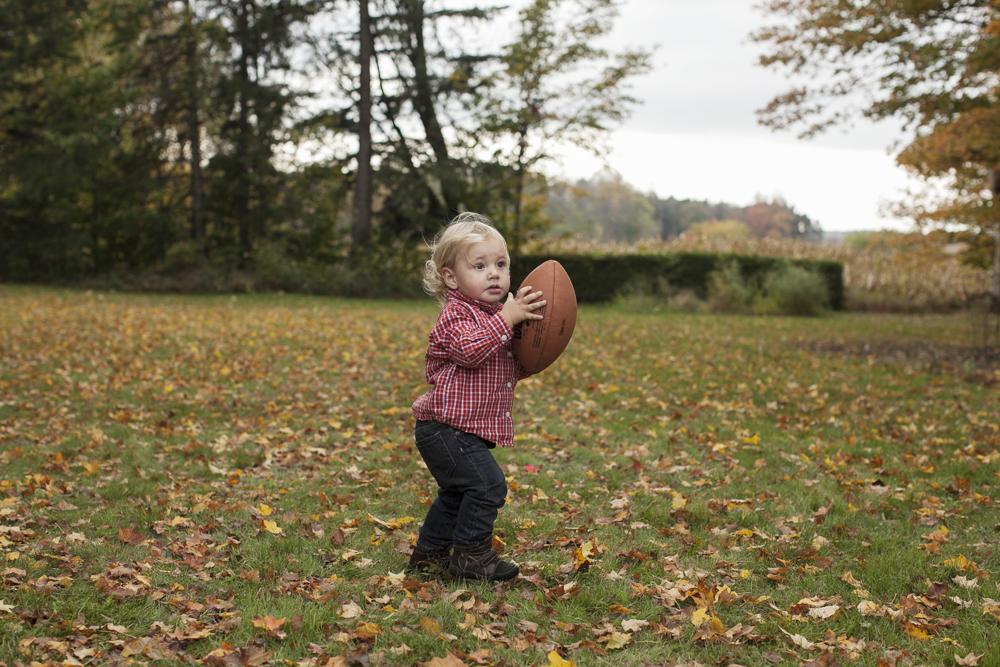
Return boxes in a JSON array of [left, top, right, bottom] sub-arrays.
[[544, 171, 822, 244]]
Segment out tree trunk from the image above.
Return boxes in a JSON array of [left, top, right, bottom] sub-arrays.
[[992, 168, 1000, 312], [511, 125, 528, 256], [354, 0, 373, 248], [184, 0, 205, 255], [401, 0, 448, 165], [236, 0, 252, 260]]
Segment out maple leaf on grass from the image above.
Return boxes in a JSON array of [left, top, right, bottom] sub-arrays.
[[117, 525, 145, 545], [252, 615, 287, 639], [420, 651, 468, 667], [955, 653, 984, 666], [258, 519, 283, 535], [340, 601, 364, 619], [542, 651, 577, 667]]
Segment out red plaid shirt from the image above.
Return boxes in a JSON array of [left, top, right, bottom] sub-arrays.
[[412, 289, 530, 447]]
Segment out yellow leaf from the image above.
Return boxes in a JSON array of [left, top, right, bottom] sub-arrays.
[[258, 504, 274, 516], [670, 491, 687, 510], [542, 651, 576, 667], [601, 631, 631, 650], [922, 526, 949, 542], [903, 621, 932, 640], [690, 607, 711, 627], [572, 540, 598, 570], [260, 519, 282, 534], [354, 622, 381, 640], [420, 616, 442, 636]]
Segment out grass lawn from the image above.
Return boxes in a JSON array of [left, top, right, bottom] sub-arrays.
[[1, 284, 998, 667]]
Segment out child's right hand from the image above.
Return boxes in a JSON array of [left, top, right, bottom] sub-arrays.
[[500, 286, 546, 330]]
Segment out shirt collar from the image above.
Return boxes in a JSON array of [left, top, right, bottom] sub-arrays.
[[446, 289, 503, 314]]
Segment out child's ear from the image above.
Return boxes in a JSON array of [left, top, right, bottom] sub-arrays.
[[441, 267, 458, 289]]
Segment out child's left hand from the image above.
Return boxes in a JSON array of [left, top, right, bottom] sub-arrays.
[[500, 285, 546, 330]]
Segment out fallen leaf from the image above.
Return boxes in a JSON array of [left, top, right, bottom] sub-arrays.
[[779, 627, 815, 650], [598, 631, 631, 649], [421, 650, 467, 667], [340, 601, 364, 619], [259, 519, 283, 535], [252, 615, 287, 639], [117, 525, 145, 545], [808, 605, 840, 620], [420, 616, 443, 636], [621, 618, 649, 632], [542, 651, 577, 667], [354, 622, 381, 640], [955, 653, 983, 666]]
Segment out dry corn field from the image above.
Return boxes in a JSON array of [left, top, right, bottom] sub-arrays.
[[525, 236, 990, 311]]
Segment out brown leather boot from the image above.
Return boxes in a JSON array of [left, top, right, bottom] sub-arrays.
[[449, 538, 519, 582], [406, 545, 451, 574]]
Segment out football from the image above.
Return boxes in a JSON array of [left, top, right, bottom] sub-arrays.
[[512, 260, 577, 375]]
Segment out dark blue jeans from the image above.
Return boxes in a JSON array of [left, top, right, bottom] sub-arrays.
[[413, 420, 507, 552]]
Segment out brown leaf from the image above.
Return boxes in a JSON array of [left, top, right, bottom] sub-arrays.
[[222, 646, 272, 666], [117, 525, 145, 546], [252, 615, 287, 639], [955, 653, 984, 666], [340, 601, 364, 619], [421, 651, 468, 667]]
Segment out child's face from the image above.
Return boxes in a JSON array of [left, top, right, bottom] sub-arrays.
[[441, 240, 511, 304]]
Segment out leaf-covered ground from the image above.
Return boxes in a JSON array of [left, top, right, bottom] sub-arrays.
[[1, 285, 998, 667]]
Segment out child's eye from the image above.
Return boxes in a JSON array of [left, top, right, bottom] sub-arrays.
[[474, 263, 485, 270], [498, 261, 506, 269]]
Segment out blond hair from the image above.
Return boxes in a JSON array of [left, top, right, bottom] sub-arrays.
[[423, 213, 509, 306]]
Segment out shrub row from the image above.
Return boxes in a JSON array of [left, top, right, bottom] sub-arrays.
[[512, 252, 845, 310]]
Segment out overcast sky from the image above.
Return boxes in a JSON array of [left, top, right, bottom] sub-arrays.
[[503, 0, 919, 232]]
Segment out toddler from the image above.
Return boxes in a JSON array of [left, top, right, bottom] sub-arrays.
[[407, 213, 545, 582]]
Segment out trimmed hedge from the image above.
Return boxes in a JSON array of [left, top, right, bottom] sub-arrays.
[[512, 252, 845, 310]]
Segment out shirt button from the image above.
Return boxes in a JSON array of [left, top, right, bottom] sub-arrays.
[[506, 382, 512, 388], [507, 352, 512, 357], [505, 411, 510, 416], [501, 335, 508, 341]]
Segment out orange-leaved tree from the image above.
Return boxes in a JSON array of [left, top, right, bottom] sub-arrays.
[[752, 1, 1000, 304]]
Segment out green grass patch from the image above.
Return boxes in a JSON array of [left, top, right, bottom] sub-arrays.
[[1, 285, 998, 666]]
